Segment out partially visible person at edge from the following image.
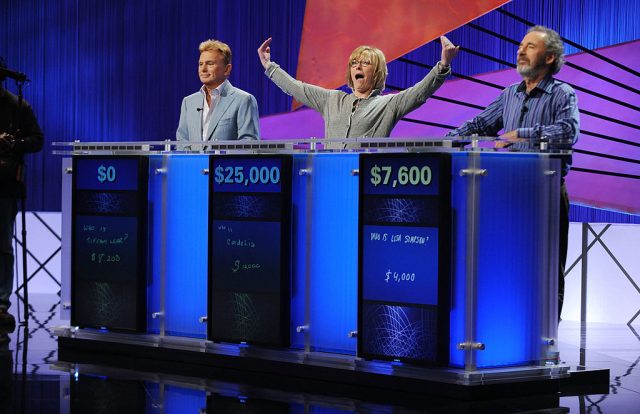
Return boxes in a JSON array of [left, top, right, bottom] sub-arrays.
[[258, 35, 459, 141], [0, 324, 13, 414], [0, 61, 44, 327], [177, 39, 260, 143], [446, 25, 579, 322]]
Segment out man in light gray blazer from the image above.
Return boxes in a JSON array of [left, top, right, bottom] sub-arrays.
[[177, 39, 259, 142]]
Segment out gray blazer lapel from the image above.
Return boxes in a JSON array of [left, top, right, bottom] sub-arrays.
[[205, 80, 237, 141]]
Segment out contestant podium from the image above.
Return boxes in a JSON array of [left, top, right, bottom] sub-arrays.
[[55, 138, 567, 397]]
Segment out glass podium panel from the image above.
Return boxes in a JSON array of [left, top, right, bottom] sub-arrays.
[[289, 154, 309, 350], [147, 154, 209, 338], [450, 152, 560, 369], [305, 153, 359, 354]]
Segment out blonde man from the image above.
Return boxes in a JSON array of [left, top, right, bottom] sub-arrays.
[[258, 36, 458, 139], [177, 39, 259, 142]]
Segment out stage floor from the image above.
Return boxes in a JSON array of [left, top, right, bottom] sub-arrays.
[[1, 293, 639, 413]]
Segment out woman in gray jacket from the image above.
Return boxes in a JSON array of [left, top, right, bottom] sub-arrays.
[[257, 36, 459, 139]]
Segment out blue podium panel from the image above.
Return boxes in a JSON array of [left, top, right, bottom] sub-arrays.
[[208, 155, 292, 347], [306, 154, 359, 354], [290, 154, 310, 350], [449, 154, 469, 368], [163, 385, 206, 414], [146, 156, 163, 335], [147, 155, 209, 338], [450, 153, 559, 368], [71, 156, 148, 332], [359, 153, 451, 365]]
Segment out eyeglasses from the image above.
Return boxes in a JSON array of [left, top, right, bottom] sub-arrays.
[[350, 59, 372, 68]]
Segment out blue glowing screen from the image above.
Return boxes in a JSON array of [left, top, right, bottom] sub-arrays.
[[212, 157, 282, 193], [208, 155, 291, 346], [359, 153, 450, 364], [72, 156, 147, 331], [75, 158, 140, 191], [362, 303, 438, 361], [362, 225, 438, 305], [74, 215, 139, 283], [361, 155, 441, 196], [211, 220, 281, 293]]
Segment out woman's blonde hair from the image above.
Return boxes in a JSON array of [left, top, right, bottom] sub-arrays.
[[345, 46, 388, 92]]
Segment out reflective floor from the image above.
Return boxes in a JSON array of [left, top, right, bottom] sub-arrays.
[[1, 293, 639, 413]]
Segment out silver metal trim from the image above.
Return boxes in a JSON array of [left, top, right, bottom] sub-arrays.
[[459, 168, 488, 177], [457, 342, 486, 351]]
